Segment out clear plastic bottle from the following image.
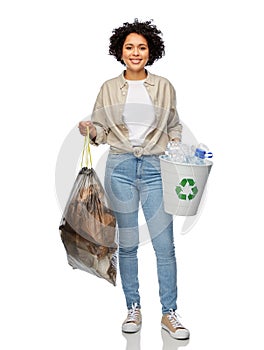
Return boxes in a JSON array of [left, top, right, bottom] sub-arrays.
[[181, 143, 196, 164], [194, 143, 213, 164], [165, 141, 185, 163]]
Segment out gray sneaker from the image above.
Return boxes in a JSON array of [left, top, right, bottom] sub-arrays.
[[122, 303, 142, 333]]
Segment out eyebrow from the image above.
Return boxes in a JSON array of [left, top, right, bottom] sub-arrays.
[[124, 43, 148, 47]]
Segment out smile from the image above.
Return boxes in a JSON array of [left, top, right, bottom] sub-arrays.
[[130, 59, 142, 64]]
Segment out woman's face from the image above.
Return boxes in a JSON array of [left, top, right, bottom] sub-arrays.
[[122, 33, 149, 75]]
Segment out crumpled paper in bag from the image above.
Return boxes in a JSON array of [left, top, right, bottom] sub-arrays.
[[59, 167, 118, 285]]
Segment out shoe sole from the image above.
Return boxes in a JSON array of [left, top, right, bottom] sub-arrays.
[[122, 323, 141, 333], [161, 324, 190, 340]]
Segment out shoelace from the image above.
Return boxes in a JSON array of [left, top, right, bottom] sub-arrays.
[[126, 303, 140, 323], [167, 309, 184, 329]]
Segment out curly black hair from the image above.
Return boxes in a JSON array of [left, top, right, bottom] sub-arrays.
[[109, 19, 165, 66]]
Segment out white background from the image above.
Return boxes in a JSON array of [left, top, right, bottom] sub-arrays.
[[1, 1, 263, 349]]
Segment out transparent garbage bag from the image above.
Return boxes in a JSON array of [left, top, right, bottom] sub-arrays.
[[59, 132, 117, 285]]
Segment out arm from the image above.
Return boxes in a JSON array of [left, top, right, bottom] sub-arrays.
[[167, 84, 182, 143], [78, 84, 109, 144]]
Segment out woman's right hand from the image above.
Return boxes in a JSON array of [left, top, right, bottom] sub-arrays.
[[78, 121, 97, 139]]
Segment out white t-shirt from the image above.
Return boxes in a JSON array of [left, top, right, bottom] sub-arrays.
[[123, 80, 156, 146]]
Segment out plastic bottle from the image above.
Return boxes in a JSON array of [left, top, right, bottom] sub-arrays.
[[165, 141, 185, 163], [194, 143, 213, 165]]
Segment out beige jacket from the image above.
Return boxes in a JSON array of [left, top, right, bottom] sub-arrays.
[[91, 70, 182, 157]]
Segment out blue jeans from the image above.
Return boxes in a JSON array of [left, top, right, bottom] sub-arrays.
[[104, 153, 177, 314]]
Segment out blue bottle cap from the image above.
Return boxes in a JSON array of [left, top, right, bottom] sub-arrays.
[[195, 148, 206, 159], [205, 152, 213, 159]]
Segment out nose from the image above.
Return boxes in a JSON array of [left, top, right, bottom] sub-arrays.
[[132, 47, 139, 56]]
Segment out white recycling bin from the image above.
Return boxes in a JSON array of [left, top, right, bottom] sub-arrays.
[[159, 155, 213, 216]]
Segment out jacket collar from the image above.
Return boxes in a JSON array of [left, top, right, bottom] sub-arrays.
[[118, 70, 155, 89]]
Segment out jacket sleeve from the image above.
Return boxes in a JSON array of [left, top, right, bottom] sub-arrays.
[[90, 85, 110, 146], [167, 84, 182, 141]]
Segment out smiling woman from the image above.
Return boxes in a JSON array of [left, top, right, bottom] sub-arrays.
[[122, 33, 149, 80], [78, 18, 189, 340], [109, 18, 165, 67]]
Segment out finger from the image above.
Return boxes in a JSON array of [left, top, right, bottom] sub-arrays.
[[78, 126, 86, 135]]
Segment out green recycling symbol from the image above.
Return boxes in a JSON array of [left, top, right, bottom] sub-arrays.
[[175, 178, 198, 200]]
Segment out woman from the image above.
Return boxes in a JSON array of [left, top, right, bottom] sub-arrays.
[[79, 19, 189, 340]]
